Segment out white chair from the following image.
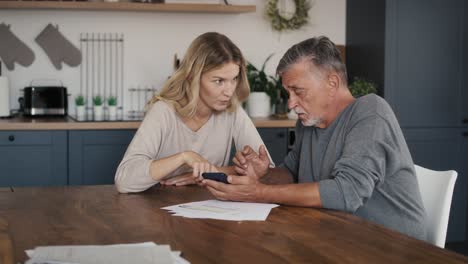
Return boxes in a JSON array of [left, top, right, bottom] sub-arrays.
[[414, 165, 457, 248]]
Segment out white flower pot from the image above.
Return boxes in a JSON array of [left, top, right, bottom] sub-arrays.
[[76, 105, 86, 120], [93, 105, 104, 121], [247, 92, 271, 118], [108, 105, 117, 121]]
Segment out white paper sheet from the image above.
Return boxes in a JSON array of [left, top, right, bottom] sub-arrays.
[[162, 200, 279, 221], [25, 242, 189, 264]]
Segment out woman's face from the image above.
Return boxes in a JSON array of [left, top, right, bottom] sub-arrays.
[[199, 62, 240, 113]]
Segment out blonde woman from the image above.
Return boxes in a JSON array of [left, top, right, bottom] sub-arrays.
[[115, 32, 274, 193]]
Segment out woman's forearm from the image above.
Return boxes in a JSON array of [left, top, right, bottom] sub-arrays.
[[149, 152, 186, 181]]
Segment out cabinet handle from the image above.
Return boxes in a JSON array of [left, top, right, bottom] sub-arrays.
[[464, 132, 468, 137], [277, 132, 285, 138], [8, 135, 15, 142]]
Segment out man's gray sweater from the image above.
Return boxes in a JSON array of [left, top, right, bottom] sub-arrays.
[[281, 94, 427, 240]]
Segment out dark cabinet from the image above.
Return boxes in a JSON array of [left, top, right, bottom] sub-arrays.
[[403, 128, 465, 241], [258, 128, 289, 165], [0, 131, 67, 187], [68, 130, 136, 185], [385, 0, 464, 127], [1, 127, 290, 187], [347, 0, 468, 242]]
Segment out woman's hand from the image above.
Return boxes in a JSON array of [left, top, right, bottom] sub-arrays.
[[161, 163, 219, 186], [160, 152, 219, 186], [192, 162, 219, 182], [181, 151, 209, 167], [160, 172, 198, 186]]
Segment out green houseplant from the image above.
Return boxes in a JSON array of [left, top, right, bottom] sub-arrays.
[[92, 95, 103, 106], [107, 96, 118, 121], [348, 77, 377, 97], [269, 75, 289, 118], [247, 54, 276, 97], [107, 96, 117, 106], [92, 95, 103, 121], [75, 94, 86, 120], [75, 95, 85, 106], [246, 54, 278, 117]]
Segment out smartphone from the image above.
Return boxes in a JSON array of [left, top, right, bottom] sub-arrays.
[[202, 172, 229, 184]]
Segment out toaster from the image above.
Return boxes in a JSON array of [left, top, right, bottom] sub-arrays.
[[23, 86, 68, 116]]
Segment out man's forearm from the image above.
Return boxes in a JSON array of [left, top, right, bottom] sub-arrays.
[[260, 167, 295, 185], [258, 182, 323, 208]]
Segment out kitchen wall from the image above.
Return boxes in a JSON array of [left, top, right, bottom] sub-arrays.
[[0, 0, 345, 115]]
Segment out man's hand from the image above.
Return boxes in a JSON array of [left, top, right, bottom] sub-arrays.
[[232, 145, 269, 178], [202, 173, 265, 202]]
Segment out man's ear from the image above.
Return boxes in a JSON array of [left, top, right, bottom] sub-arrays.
[[327, 73, 340, 96]]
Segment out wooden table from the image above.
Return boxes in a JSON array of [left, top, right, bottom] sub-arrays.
[[0, 185, 466, 263]]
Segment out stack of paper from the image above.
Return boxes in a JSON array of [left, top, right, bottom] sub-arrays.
[[162, 200, 279, 221], [25, 242, 189, 264]]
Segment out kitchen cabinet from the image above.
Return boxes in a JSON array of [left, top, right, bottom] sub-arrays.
[[0, 131, 67, 187], [403, 128, 465, 242], [258, 128, 289, 165], [64, 128, 291, 185], [0, 126, 291, 186], [69, 130, 136, 185], [347, 0, 468, 242]]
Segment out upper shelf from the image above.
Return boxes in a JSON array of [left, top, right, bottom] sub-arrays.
[[0, 1, 256, 13]]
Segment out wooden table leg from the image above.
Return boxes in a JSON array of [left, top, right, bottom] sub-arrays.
[[0, 217, 14, 264]]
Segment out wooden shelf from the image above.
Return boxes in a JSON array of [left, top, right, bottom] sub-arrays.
[[0, 1, 256, 13]]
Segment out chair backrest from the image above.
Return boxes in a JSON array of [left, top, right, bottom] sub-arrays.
[[414, 165, 457, 248]]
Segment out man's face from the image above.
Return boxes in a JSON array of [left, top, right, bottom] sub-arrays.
[[281, 61, 331, 128]]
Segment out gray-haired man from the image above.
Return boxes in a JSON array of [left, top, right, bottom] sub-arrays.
[[202, 36, 427, 241]]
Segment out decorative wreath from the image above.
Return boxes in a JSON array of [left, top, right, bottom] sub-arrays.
[[266, 0, 311, 32]]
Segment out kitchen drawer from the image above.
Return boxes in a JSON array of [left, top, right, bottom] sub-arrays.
[[0, 131, 52, 146]]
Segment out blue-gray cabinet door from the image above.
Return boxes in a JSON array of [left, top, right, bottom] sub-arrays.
[[69, 130, 136, 185], [385, 0, 465, 127], [403, 128, 465, 242], [0, 131, 67, 187], [462, 0, 468, 124], [258, 128, 288, 165]]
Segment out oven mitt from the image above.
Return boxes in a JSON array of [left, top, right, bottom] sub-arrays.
[[35, 24, 82, 70], [0, 23, 35, 71]]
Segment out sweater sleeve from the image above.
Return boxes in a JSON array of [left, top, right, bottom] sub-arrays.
[[232, 107, 275, 167], [319, 114, 398, 212], [114, 103, 167, 193]]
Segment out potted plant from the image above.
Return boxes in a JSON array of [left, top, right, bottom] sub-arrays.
[[75, 95, 86, 120], [92, 95, 103, 121], [348, 77, 377, 97], [107, 96, 117, 121], [246, 54, 276, 117], [268, 75, 289, 118]]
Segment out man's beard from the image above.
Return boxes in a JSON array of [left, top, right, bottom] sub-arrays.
[[294, 107, 322, 127]]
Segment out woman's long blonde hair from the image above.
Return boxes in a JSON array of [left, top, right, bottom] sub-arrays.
[[147, 32, 250, 117]]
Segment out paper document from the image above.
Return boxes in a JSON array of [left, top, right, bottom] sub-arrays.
[[162, 200, 279, 221], [25, 242, 189, 264]]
